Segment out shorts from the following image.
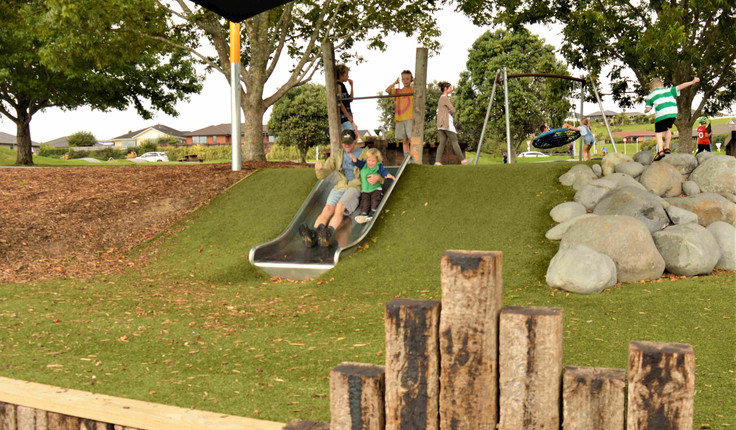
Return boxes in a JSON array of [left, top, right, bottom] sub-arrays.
[[655, 117, 676, 133], [325, 187, 360, 214], [395, 119, 413, 140]]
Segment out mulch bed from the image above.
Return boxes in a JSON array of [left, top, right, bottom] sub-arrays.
[[0, 161, 308, 283]]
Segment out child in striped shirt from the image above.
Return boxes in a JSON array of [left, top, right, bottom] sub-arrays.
[[644, 77, 699, 161]]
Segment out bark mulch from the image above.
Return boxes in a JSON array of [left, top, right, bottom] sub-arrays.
[[0, 161, 308, 284]]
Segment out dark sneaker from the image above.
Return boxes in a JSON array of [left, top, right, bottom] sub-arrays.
[[317, 225, 332, 247], [299, 224, 316, 248]]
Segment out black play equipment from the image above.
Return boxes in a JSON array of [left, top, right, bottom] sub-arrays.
[[532, 128, 581, 149], [188, 0, 293, 22]]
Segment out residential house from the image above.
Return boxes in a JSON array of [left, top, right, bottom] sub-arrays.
[[111, 124, 188, 148], [44, 136, 71, 148], [185, 124, 275, 146], [0, 132, 41, 153], [613, 130, 656, 142]]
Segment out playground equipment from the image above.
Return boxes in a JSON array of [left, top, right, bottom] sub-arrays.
[[250, 156, 410, 279], [474, 70, 617, 163], [532, 128, 581, 149]]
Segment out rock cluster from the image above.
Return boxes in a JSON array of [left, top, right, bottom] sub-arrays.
[[546, 152, 736, 294]]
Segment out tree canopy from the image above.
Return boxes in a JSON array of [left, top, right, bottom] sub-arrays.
[[453, 28, 574, 159], [68, 131, 97, 147], [267, 83, 329, 163], [454, 0, 736, 152], [0, 0, 202, 165]]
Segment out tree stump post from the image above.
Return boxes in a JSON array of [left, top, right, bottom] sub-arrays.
[[562, 366, 625, 430], [0, 402, 16, 429], [498, 306, 563, 429], [330, 362, 385, 430], [627, 341, 694, 430], [321, 42, 341, 156], [410, 48, 428, 163], [47, 411, 80, 429], [283, 420, 329, 430], [385, 299, 441, 430], [439, 250, 503, 429]]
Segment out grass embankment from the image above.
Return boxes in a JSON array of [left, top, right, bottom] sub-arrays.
[[0, 162, 734, 426]]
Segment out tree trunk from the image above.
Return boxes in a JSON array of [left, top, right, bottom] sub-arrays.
[[674, 118, 694, 154], [241, 94, 266, 161], [15, 107, 33, 166]]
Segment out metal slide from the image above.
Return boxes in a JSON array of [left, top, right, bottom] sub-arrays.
[[249, 156, 410, 280]]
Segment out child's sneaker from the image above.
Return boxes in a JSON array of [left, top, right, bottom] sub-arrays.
[[317, 225, 332, 247], [299, 224, 316, 248], [355, 213, 369, 224], [365, 210, 376, 222]]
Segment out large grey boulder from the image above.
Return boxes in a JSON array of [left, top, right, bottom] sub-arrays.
[[695, 151, 715, 165], [653, 224, 721, 276], [546, 214, 598, 240], [639, 161, 683, 197], [561, 215, 665, 283], [593, 186, 669, 233], [615, 161, 645, 178], [633, 150, 654, 166], [592, 164, 602, 177], [546, 244, 617, 294], [689, 155, 736, 195], [601, 152, 634, 176], [661, 153, 698, 176], [721, 193, 736, 204], [559, 164, 598, 190], [665, 193, 736, 226], [706, 221, 736, 270], [550, 201, 588, 223], [682, 181, 701, 196], [665, 205, 699, 225], [574, 173, 647, 210]]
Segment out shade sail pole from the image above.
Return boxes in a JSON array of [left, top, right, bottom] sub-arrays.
[[230, 22, 242, 171]]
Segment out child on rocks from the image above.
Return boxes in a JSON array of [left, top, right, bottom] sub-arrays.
[[696, 116, 712, 153], [644, 77, 700, 161], [348, 148, 396, 224]]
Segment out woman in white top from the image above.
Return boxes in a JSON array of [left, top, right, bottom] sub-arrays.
[[435, 81, 469, 165]]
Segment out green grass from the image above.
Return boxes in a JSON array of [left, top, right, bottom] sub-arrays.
[[0, 162, 734, 426]]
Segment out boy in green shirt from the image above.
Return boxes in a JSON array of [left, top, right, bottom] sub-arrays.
[[348, 148, 396, 224]]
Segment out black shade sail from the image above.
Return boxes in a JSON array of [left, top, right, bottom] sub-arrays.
[[188, 0, 293, 22]]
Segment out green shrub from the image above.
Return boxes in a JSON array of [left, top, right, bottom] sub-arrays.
[[66, 147, 130, 160], [137, 140, 158, 154], [266, 143, 327, 161], [38, 145, 68, 158], [68, 131, 97, 147], [159, 145, 232, 161]]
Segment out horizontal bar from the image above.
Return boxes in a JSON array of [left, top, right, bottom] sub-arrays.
[[499, 73, 586, 83], [338, 93, 414, 102]]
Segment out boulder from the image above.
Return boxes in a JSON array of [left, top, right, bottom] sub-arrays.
[[720, 193, 736, 204], [546, 244, 617, 294], [695, 151, 715, 164], [689, 155, 736, 195], [665, 205, 699, 225], [574, 174, 647, 210], [614, 161, 645, 178], [601, 152, 634, 176], [665, 193, 736, 226], [593, 186, 669, 233], [561, 215, 665, 283], [559, 164, 598, 190], [546, 214, 598, 241], [653, 224, 721, 276], [682, 181, 701, 196], [639, 161, 683, 197], [633, 150, 654, 166], [661, 153, 698, 176], [592, 164, 602, 177], [550, 201, 588, 223], [705, 221, 736, 271]]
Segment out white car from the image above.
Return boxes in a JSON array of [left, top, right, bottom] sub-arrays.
[[518, 151, 549, 158], [133, 152, 169, 162]]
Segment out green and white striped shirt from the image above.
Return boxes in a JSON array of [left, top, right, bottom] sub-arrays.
[[646, 87, 679, 122]]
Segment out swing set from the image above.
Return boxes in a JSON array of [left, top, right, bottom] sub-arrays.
[[473, 69, 618, 163]]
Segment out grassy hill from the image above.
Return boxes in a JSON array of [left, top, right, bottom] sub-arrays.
[[0, 162, 733, 426]]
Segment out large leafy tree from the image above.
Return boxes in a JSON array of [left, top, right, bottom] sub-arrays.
[[154, 0, 442, 161], [267, 83, 329, 162], [0, 0, 202, 165], [453, 28, 574, 160], [456, 0, 736, 153]]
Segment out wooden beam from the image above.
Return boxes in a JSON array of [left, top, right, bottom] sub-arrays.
[[330, 362, 385, 429], [321, 42, 341, 156], [410, 48, 428, 163], [439, 250, 503, 430], [562, 366, 625, 430], [627, 341, 694, 430], [282, 419, 329, 430]]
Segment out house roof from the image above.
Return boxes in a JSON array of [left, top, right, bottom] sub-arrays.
[[112, 124, 188, 140], [186, 124, 270, 136], [44, 136, 70, 148], [586, 110, 620, 117], [0, 132, 40, 146]]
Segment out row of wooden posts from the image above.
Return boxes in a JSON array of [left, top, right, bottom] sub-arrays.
[[287, 250, 695, 430]]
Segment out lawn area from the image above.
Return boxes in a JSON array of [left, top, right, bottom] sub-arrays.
[[0, 161, 734, 426]]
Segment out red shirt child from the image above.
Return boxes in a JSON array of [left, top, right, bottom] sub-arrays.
[[696, 117, 712, 152]]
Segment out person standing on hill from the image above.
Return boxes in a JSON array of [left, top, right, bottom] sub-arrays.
[[336, 64, 357, 138], [435, 81, 469, 165], [644, 77, 700, 161], [386, 70, 414, 159]]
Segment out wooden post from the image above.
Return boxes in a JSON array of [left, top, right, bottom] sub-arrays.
[[563, 366, 625, 430], [48, 411, 81, 429], [330, 362, 385, 430], [283, 420, 329, 430], [321, 42, 341, 156], [0, 402, 16, 429], [627, 341, 694, 430], [385, 299, 441, 430], [498, 306, 563, 430], [439, 251, 503, 430], [410, 48, 428, 163]]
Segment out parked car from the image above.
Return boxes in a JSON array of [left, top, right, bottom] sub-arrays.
[[518, 151, 549, 158], [133, 152, 169, 162]]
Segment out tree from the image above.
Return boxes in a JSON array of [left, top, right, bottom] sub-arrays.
[[376, 82, 442, 144], [267, 83, 329, 162], [154, 0, 443, 161], [0, 0, 202, 165], [68, 131, 97, 147], [453, 28, 574, 160], [455, 0, 736, 153]]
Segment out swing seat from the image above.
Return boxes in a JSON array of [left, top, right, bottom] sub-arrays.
[[533, 128, 581, 149]]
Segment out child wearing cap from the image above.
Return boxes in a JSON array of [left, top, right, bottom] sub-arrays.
[[348, 148, 396, 224], [696, 116, 712, 154]]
